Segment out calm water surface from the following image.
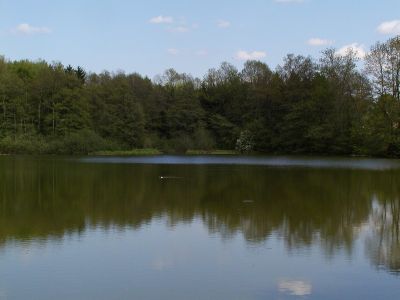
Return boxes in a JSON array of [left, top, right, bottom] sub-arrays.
[[0, 155, 399, 299]]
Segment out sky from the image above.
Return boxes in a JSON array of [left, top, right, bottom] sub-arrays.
[[0, 0, 399, 78]]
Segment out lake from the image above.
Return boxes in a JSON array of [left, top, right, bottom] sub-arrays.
[[0, 155, 399, 299]]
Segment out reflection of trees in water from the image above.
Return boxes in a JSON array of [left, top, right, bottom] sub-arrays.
[[0, 157, 399, 273], [199, 168, 372, 257], [365, 194, 400, 275]]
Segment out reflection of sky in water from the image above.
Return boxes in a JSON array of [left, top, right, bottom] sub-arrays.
[[151, 257, 173, 271], [0, 218, 399, 299], [80, 155, 400, 170], [278, 280, 312, 296], [1, 156, 400, 299], [0, 287, 6, 300]]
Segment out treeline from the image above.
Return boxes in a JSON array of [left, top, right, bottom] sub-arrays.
[[0, 36, 400, 155]]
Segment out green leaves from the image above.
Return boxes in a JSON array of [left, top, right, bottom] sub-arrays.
[[0, 35, 400, 156]]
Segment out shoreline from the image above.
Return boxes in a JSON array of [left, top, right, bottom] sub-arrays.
[[89, 149, 238, 156], [0, 149, 393, 159]]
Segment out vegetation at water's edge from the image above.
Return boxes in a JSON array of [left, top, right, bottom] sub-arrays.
[[1, 36, 400, 156], [186, 149, 237, 155], [91, 149, 162, 156], [90, 149, 238, 156]]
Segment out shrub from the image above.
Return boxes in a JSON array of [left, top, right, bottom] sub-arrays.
[[0, 134, 48, 154], [235, 130, 254, 154], [48, 129, 116, 155]]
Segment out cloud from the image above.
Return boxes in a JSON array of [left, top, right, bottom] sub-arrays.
[[13, 23, 51, 35], [150, 16, 195, 34], [195, 50, 208, 56], [169, 26, 190, 33], [217, 20, 231, 28], [336, 43, 366, 59], [167, 48, 180, 55], [235, 50, 266, 60], [377, 20, 400, 35], [278, 280, 312, 296], [308, 38, 334, 46], [149, 15, 174, 24]]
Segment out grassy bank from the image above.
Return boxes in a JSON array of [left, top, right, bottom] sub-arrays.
[[91, 149, 162, 156], [186, 149, 238, 155], [0, 132, 239, 156], [91, 149, 238, 156]]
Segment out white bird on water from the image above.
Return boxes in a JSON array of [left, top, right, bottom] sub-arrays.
[[159, 176, 183, 179]]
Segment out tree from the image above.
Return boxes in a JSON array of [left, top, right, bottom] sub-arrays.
[[366, 37, 400, 100], [0, 35, 400, 156], [236, 130, 254, 153]]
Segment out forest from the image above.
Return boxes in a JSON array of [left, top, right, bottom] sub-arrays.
[[0, 36, 399, 156]]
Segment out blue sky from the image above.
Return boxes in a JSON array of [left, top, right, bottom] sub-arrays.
[[0, 0, 399, 78]]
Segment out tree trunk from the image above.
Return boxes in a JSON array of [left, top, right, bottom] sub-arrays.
[[2, 96, 5, 121], [52, 104, 55, 134], [13, 111, 16, 137], [38, 99, 41, 131]]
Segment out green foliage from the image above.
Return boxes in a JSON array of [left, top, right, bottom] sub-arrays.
[[193, 127, 215, 150], [0, 134, 48, 154], [48, 129, 113, 155], [161, 134, 194, 154], [235, 130, 254, 153], [0, 35, 400, 156]]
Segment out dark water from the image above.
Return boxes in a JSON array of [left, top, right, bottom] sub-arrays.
[[0, 155, 399, 300]]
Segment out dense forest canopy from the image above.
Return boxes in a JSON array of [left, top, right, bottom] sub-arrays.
[[0, 36, 400, 156]]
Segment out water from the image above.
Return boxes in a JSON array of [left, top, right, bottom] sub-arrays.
[[0, 155, 399, 299]]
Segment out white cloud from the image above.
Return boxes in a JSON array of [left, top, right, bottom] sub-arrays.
[[167, 48, 180, 55], [195, 50, 208, 56], [235, 50, 266, 60], [377, 20, 400, 35], [308, 38, 334, 46], [13, 23, 51, 35], [336, 43, 366, 59], [217, 20, 231, 28], [278, 280, 312, 296], [170, 26, 190, 33], [149, 15, 174, 24]]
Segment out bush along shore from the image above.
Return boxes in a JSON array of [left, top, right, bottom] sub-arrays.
[[1, 36, 400, 157]]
